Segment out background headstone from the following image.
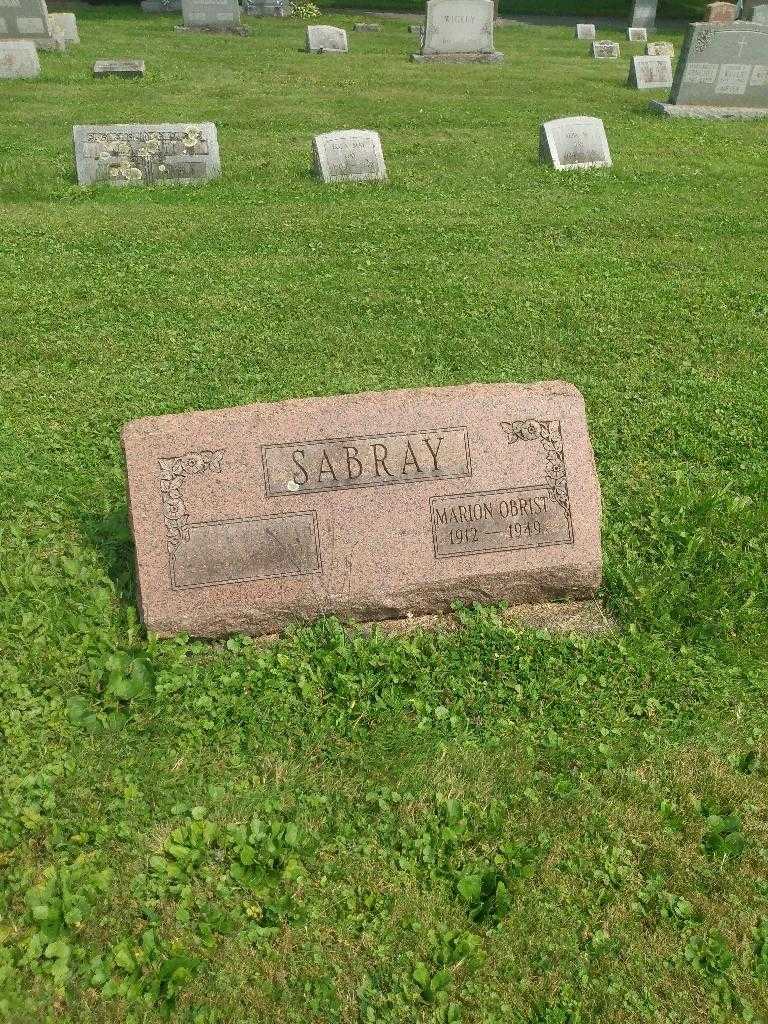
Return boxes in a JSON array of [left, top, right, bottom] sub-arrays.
[[305, 24, 347, 52], [576, 23, 596, 38], [412, 0, 503, 62], [0, 0, 64, 50], [73, 122, 221, 186], [752, 4, 768, 22], [312, 129, 387, 183], [539, 116, 612, 170], [652, 21, 768, 115], [0, 38, 40, 76], [354, 22, 380, 30], [242, 0, 290, 15], [628, 53, 673, 87], [646, 40, 674, 55], [141, 0, 182, 11], [592, 39, 620, 57], [705, 2, 737, 22], [48, 11, 77, 42], [180, 0, 242, 32], [120, 382, 603, 639], [627, 26, 647, 40], [93, 59, 146, 77], [630, 0, 657, 28]]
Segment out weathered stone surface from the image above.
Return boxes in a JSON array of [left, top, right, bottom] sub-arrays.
[[753, 5, 768, 22], [181, 0, 241, 31], [539, 116, 611, 169], [0, 0, 64, 50], [412, 0, 503, 62], [353, 21, 380, 30], [627, 26, 647, 41], [305, 24, 347, 52], [667, 21, 768, 110], [0, 37, 39, 76], [705, 2, 737, 22], [141, 0, 182, 11], [93, 59, 146, 78], [630, 0, 657, 29], [646, 40, 674, 56], [242, 0, 290, 16], [312, 129, 387, 183], [575, 23, 596, 39], [628, 53, 673, 87], [592, 39, 620, 57], [49, 11, 77, 43], [121, 381, 603, 639], [73, 122, 220, 186]]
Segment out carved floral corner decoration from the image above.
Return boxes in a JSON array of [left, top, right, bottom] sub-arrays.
[[499, 419, 572, 518], [159, 450, 224, 557]]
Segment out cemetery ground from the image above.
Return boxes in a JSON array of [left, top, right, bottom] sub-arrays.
[[1, 5, 768, 1022]]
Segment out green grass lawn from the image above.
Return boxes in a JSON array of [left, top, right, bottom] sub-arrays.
[[2, 7, 768, 1022]]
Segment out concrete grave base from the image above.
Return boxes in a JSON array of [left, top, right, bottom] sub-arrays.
[[650, 99, 768, 119], [252, 601, 615, 646], [174, 23, 248, 33], [410, 50, 504, 62]]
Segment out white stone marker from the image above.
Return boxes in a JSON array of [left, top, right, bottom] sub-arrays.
[[73, 122, 221, 186], [180, 0, 243, 32], [539, 116, 612, 171], [646, 40, 673, 56], [305, 24, 347, 53], [312, 130, 387, 183], [93, 59, 146, 78], [628, 54, 672, 88], [0, 38, 40, 77], [575, 23, 596, 39], [49, 12, 78, 43], [592, 39, 620, 58], [627, 26, 647, 41], [411, 0, 503, 62], [0, 0, 64, 50]]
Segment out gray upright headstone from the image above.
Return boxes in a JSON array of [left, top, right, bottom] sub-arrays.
[[180, 0, 243, 32], [630, 0, 657, 29], [539, 116, 612, 170], [651, 21, 768, 117], [0, 37, 40, 76], [576, 23, 596, 38], [141, 0, 182, 11], [752, 4, 768, 22], [73, 122, 221, 186], [411, 0, 503, 62], [627, 26, 647, 41], [49, 11, 77, 42], [242, 0, 290, 15], [0, 0, 64, 50]]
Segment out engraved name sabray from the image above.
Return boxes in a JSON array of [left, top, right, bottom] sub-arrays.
[[499, 419, 572, 517], [159, 450, 224, 555]]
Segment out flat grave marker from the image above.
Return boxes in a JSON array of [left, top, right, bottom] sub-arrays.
[[540, 116, 612, 170], [93, 59, 146, 77], [121, 382, 603, 638], [0, 37, 39, 76], [141, 0, 182, 11], [411, 0, 503, 63], [242, 0, 289, 15], [305, 24, 347, 52], [592, 39, 620, 57], [576, 23, 596, 39], [628, 53, 673, 87], [73, 122, 221, 186], [651, 21, 768, 117], [312, 129, 387, 183], [354, 22, 380, 30]]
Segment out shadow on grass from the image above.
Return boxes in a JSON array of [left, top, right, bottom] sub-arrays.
[[85, 505, 138, 607]]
